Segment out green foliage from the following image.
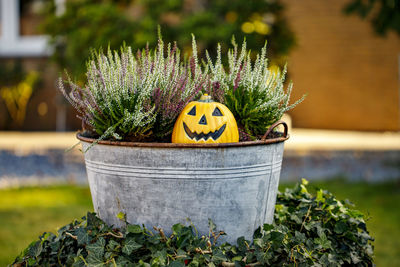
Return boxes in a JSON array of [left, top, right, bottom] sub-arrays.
[[11, 181, 374, 266], [272, 179, 374, 266], [41, 0, 295, 79], [343, 0, 400, 36], [206, 40, 305, 139], [138, 0, 295, 59], [41, 0, 139, 80]]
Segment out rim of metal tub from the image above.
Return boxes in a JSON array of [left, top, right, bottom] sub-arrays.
[[77, 121, 289, 149]]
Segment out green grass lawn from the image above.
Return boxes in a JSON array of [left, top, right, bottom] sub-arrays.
[[1, 180, 399, 266], [0, 186, 93, 266]]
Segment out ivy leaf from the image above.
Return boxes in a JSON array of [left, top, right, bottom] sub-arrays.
[[231, 256, 242, 262], [122, 237, 142, 255], [137, 259, 151, 267], [72, 256, 86, 267], [301, 178, 309, 185], [28, 241, 42, 257], [263, 224, 274, 232], [27, 258, 36, 265], [316, 189, 325, 203], [107, 240, 120, 251], [169, 261, 185, 267], [127, 224, 142, 234], [290, 214, 302, 224], [315, 223, 325, 237], [115, 256, 134, 266], [151, 250, 167, 266], [293, 231, 306, 244], [172, 223, 184, 235], [320, 254, 331, 266], [269, 231, 285, 244], [75, 227, 91, 246], [176, 249, 187, 257], [211, 249, 227, 263], [315, 233, 332, 249], [208, 219, 217, 232], [87, 237, 106, 263], [104, 251, 113, 260], [237, 237, 247, 252], [348, 209, 365, 221], [188, 259, 199, 267], [87, 212, 103, 229], [253, 238, 263, 248], [334, 221, 348, 234], [49, 240, 60, 252], [86, 252, 105, 267], [300, 184, 308, 194]]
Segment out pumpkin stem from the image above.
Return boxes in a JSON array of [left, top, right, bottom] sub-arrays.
[[199, 94, 213, 102]]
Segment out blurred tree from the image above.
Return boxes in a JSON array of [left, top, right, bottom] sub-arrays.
[[41, 0, 295, 80], [0, 62, 39, 127], [343, 0, 400, 36]]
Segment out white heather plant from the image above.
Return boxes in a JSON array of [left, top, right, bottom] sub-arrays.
[[59, 38, 205, 142], [205, 38, 305, 140], [59, 35, 304, 143]]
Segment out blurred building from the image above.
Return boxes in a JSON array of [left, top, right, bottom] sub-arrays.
[[283, 0, 400, 131], [0, 0, 72, 131], [0, 0, 399, 131]]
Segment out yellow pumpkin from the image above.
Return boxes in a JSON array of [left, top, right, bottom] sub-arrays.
[[172, 94, 239, 143]]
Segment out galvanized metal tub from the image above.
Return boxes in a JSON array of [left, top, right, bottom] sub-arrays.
[[77, 122, 288, 244]]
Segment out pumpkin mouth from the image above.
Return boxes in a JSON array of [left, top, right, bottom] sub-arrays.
[[183, 122, 226, 141]]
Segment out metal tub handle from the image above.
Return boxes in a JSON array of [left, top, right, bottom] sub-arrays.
[[261, 120, 288, 141]]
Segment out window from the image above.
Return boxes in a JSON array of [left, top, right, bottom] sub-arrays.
[[0, 0, 63, 57]]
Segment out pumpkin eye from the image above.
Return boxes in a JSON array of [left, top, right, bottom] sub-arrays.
[[187, 106, 196, 116], [212, 107, 223, 116]]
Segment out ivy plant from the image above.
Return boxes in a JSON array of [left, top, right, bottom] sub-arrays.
[[11, 180, 374, 266]]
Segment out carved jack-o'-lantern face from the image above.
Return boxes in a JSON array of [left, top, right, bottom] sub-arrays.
[[172, 94, 239, 143]]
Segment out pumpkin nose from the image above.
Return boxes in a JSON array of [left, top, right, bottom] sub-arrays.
[[199, 115, 207, 125]]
